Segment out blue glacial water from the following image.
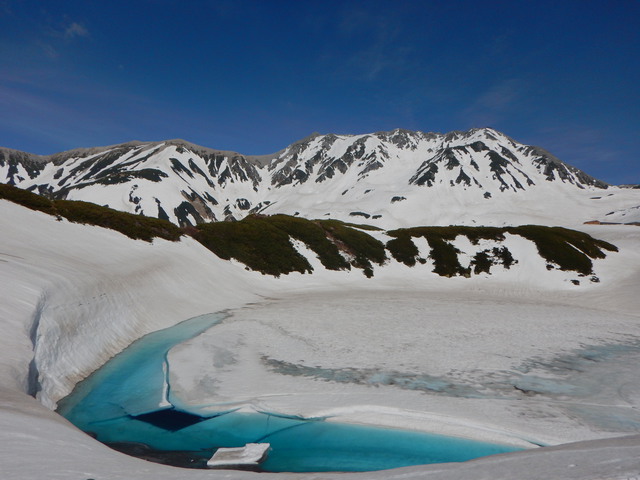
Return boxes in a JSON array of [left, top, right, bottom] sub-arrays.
[[57, 313, 522, 472]]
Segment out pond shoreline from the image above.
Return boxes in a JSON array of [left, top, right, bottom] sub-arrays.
[[57, 311, 523, 472]]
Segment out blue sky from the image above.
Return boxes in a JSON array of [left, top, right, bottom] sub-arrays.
[[1, 0, 638, 183]]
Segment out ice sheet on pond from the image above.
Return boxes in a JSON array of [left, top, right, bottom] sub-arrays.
[[57, 313, 226, 424], [207, 443, 270, 469], [56, 310, 523, 472]]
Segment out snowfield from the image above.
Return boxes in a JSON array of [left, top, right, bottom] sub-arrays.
[[1, 198, 640, 479]]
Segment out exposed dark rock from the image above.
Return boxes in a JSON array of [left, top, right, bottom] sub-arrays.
[[236, 198, 251, 210], [410, 162, 439, 187], [174, 201, 205, 227]]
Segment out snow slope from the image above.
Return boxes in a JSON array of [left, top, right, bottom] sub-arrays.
[[0, 200, 265, 408], [2, 198, 640, 478]]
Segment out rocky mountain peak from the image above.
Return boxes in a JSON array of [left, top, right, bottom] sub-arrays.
[[0, 128, 616, 228]]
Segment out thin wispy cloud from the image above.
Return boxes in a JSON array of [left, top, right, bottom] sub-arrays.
[[320, 5, 416, 83], [474, 80, 522, 111], [537, 125, 622, 164], [0, 83, 89, 148], [36, 41, 59, 60], [462, 79, 529, 127], [0, 69, 169, 152], [64, 22, 89, 39], [4, 16, 91, 65], [46, 18, 89, 41], [346, 44, 413, 82]]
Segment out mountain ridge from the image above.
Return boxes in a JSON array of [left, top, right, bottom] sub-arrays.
[[0, 127, 606, 178], [2, 127, 635, 229]]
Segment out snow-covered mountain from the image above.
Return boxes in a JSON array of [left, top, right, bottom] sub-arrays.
[[1, 130, 640, 479], [4, 127, 636, 228]]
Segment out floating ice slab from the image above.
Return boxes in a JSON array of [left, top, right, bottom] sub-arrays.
[[207, 443, 271, 469]]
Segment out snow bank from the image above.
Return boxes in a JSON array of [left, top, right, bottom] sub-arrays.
[[2, 386, 640, 480], [2, 198, 640, 479], [0, 199, 264, 408]]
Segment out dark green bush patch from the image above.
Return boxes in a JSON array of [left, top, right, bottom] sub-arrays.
[[194, 216, 387, 277], [268, 215, 350, 271], [386, 235, 420, 267], [492, 246, 516, 269], [469, 246, 517, 275], [386, 226, 503, 277], [53, 200, 182, 242], [194, 216, 313, 277], [1, 183, 182, 242], [316, 219, 387, 277], [0, 182, 56, 215], [471, 250, 492, 275], [387, 225, 615, 277], [424, 234, 469, 277], [507, 225, 617, 276]]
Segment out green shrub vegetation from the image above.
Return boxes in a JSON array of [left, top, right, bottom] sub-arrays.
[[268, 215, 350, 271], [194, 215, 387, 277], [0, 183, 56, 215], [387, 225, 616, 277], [2, 183, 617, 278], [428, 234, 468, 277], [316, 219, 387, 277], [387, 226, 505, 277], [0, 183, 182, 242], [492, 246, 516, 269], [194, 216, 313, 276], [54, 200, 182, 242], [386, 235, 420, 267], [508, 225, 617, 276], [471, 250, 492, 275]]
